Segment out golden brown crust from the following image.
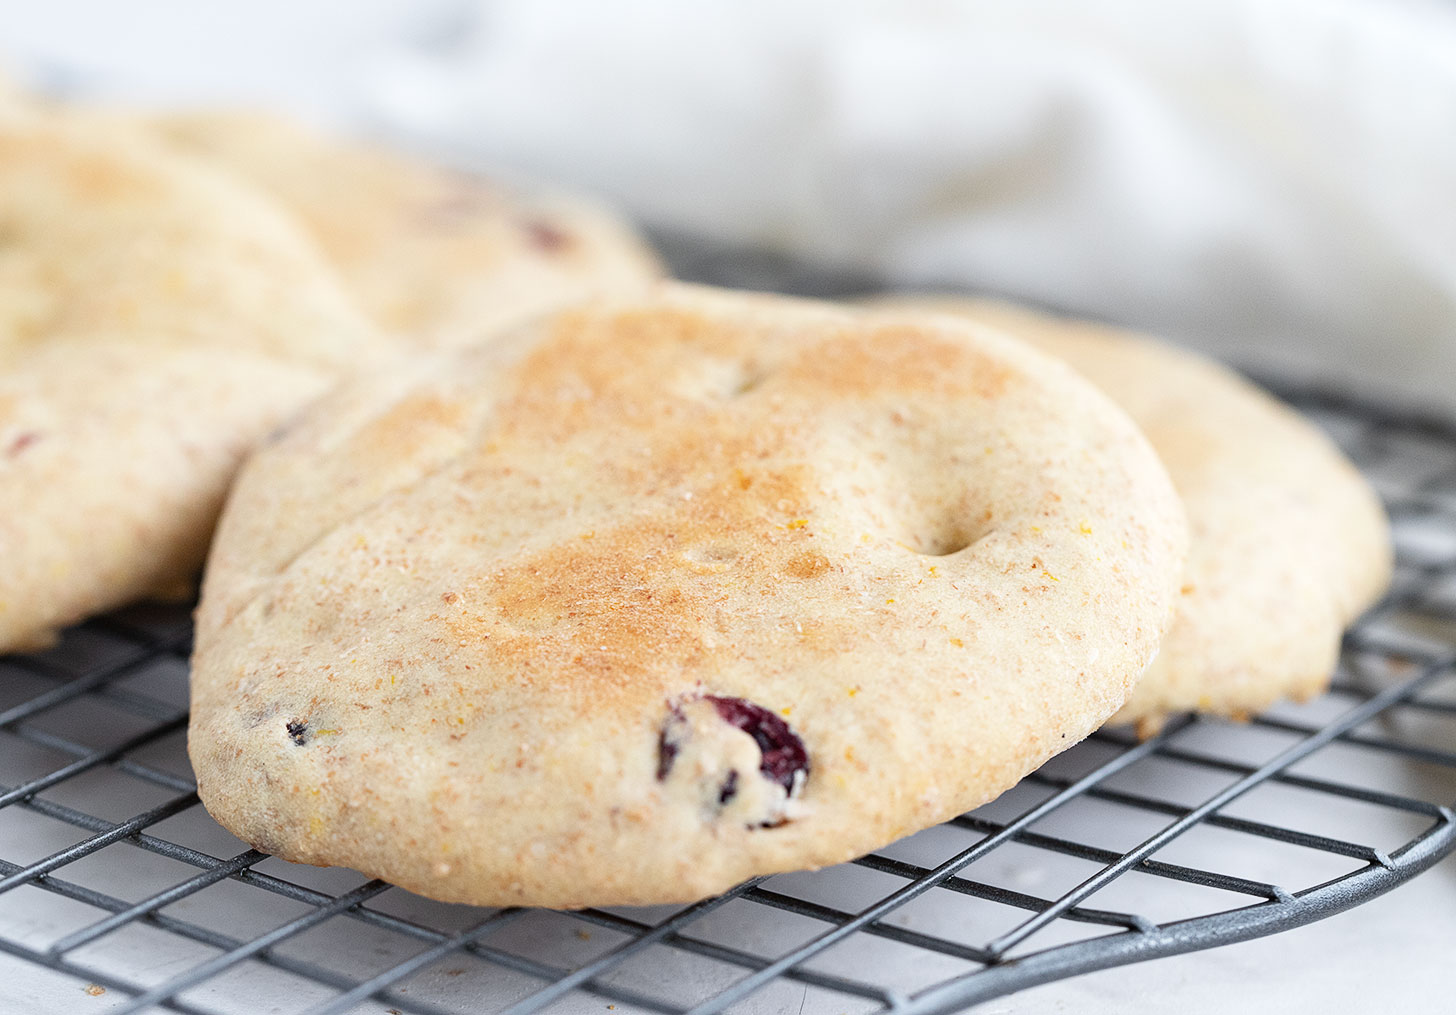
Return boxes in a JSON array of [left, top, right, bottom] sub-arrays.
[[191, 283, 1188, 908], [872, 297, 1393, 728], [0, 114, 382, 650]]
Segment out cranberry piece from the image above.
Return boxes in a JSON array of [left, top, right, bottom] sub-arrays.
[[717, 768, 740, 805], [6, 431, 39, 457], [521, 218, 572, 253], [655, 695, 809, 826], [656, 715, 682, 781], [705, 696, 809, 795]]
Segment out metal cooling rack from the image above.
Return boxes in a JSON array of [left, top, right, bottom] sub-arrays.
[[3, 260, 1456, 1015]]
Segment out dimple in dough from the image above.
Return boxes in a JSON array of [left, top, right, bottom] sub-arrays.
[[874, 296, 1392, 735]]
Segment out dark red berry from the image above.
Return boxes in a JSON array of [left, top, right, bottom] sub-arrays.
[[655, 695, 809, 827], [706, 696, 809, 794], [6, 431, 39, 457], [656, 711, 682, 781], [286, 721, 308, 746]]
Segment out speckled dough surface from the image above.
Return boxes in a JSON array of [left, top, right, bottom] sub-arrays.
[[191, 284, 1187, 908], [0, 110, 382, 651], [875, 298, 1392, 732], [140, 110, 664, 348]]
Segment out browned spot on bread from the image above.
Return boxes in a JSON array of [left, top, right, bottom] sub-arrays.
[[424, 305, 1045, 701], [507, 307, 718, 407], [474, 537, 704, 693], [786, 326, 1017, 403], [784, 551, 830, 579], [441, 448, 863, 694], [475, 521, 765, 687], [350, 391, 470, 463], [501, 309, 1017, 440]]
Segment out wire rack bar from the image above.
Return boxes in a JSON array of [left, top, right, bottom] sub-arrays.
[[0, 716, 188, 809], [0, 791, 199, 895], [849, 854, 1151, 929], [496, 884, 765, 1015], [904, 813, 1456, 1015], [1, 280, 1453, 1013], [564, 907, 900, 1003], [0, 637, 186, 728], [672, 734, 1174, 1015], [1089, 733, 1454, 817], [976, 662, 1444, 959], [108, 880, 392, 1015], [947, 816, 1295, 902], [1017, 775, 1389, 864]]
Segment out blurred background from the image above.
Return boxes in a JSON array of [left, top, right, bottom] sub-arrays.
[[3, 0, 1453, 412]]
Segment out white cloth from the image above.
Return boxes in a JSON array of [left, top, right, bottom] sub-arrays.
[[374, 0, 1456, 412], [3, 0, 1454, 406]]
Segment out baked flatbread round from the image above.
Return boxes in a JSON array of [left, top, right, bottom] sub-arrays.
[[191, 284, 1188, 908], [874, 297, 1392, 733], [0, 111, 382, 651], [140, 111, 663, 348]]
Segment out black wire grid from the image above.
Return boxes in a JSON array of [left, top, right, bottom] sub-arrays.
[[3, 259, 1456, 1015]]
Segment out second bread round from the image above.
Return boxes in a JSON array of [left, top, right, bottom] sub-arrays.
[[872, 297, 1392, 734]]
